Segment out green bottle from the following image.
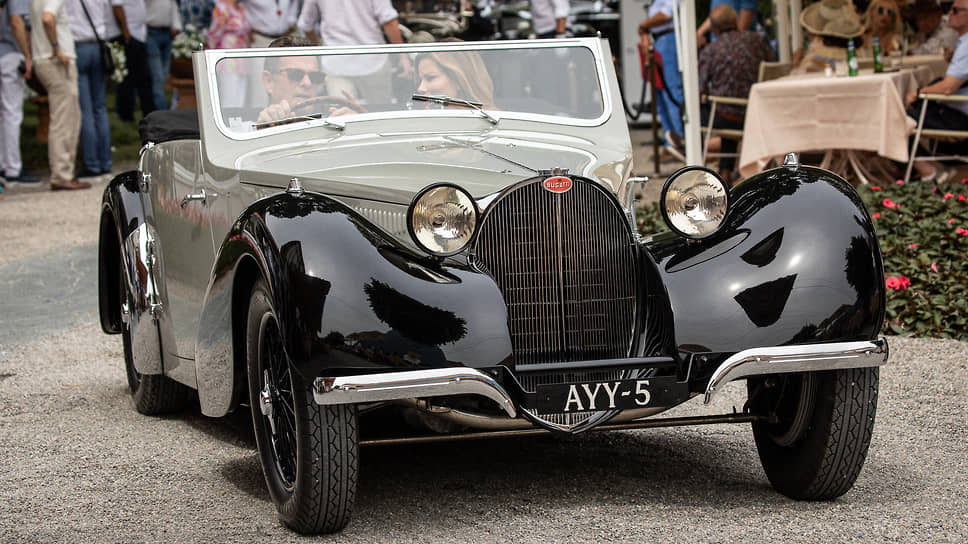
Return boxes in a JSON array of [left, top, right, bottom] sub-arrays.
[[847, 39, 859, 76], [872, 37, 883, 73]]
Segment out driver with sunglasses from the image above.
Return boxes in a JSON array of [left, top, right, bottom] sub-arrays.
[[256, 55, 328, 124]]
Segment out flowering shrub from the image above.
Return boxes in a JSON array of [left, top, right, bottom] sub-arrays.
[[108, 41, 127, 83], [860, 178, 968, 339], [636, 177, 968, 340], [172, 24, 205, 59]]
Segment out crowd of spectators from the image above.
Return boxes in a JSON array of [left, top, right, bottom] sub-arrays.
[[0, 0, 964, 200]]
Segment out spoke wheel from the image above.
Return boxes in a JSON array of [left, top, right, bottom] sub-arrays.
[[246, 279, 358, 534], [748, 368, 879, 500]]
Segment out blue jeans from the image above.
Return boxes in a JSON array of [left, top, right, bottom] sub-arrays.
[[654, 33, 684, 146], [146, 27, 173, 111], [76, 41, 111, 173]]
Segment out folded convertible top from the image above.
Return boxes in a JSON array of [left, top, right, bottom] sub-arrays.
[[138, 110, 200, 145]]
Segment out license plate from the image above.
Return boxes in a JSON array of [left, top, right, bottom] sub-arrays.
[[534, 377, 687, 413]]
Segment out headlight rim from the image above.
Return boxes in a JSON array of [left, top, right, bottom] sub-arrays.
[[660, 165, 730, 240], [407, 182, 480, 257]]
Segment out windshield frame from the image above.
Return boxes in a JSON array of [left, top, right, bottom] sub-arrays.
[[201, 38, 613, 141]]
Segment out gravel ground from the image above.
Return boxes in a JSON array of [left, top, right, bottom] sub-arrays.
[[1, 172, 967, 543]]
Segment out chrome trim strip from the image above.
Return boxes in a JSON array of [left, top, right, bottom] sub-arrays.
[[314, 368, 516, 418], [703, 338, 889, 404]]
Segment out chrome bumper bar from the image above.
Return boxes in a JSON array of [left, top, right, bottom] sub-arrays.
[[314, 368, 516, 418], [703, 338, 889, 403], [313, 339, 887, 416]]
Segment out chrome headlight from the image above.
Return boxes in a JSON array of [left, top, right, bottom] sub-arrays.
[[408, 184, 478, 256], [660, 167, 729, 239]]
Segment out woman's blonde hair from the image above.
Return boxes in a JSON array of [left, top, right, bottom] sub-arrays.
[[864, 0, 902, 33], [416, 48, 495, 109]]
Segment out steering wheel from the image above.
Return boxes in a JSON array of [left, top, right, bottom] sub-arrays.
[[291, 95, 365, 115]]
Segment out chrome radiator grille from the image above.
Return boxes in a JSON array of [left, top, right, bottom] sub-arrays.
[[474, 179, 638, 369]]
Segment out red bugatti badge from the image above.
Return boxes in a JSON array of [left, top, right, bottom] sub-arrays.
[[543, 176, 573, 194]]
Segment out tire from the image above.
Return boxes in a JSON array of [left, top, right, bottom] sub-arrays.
[[748, 367, 879, 500], [246, 279, 358, 534], [119, 257, 192, 415]]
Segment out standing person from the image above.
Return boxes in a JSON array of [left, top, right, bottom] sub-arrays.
[[530, 0, 569, 39], [903, 0, 968, 181], [30, 0, 90, 190], [638, 0, 684, 160], [144, 0, 180, 111], [697, 0, 757, 48], [111, 0, 154, 121], [295, 0, 411, 104], [241, 0, 298, 106], [698, 4, 775, 183], [207, 0, 250, 107], [71, 0, 112, 178], [0, 0, 40, 186]]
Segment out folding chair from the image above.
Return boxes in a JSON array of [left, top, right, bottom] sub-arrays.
[[903, 93, 968, 183]]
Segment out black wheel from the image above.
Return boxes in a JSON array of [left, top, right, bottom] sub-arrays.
[[246, 279, 358, 534], [748, 367, 878, 500], [119, 257, 192, 415]]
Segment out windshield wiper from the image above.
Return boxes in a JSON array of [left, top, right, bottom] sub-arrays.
[[411, 93, 499, 125], [253, 113, 345, 131]]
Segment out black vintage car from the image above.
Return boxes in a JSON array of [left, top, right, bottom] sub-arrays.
[[98, 40, 888, 534]]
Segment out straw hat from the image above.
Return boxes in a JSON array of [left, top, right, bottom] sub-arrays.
[[801, 0, 865, 39]]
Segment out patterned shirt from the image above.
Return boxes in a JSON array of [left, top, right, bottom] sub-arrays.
[[207, 0, 249, 74], [698, 29, 775, 118]]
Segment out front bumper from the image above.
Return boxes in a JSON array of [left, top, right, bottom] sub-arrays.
[[313, 338, 888, 415]]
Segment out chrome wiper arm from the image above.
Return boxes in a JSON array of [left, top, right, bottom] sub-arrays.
[[253, 113, 345, 131], [411, 93, 499, 125]]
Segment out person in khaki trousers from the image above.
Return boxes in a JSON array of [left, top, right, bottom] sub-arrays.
[[29, 0, 89, 190]]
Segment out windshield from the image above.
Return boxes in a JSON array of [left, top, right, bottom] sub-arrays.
[[209, 42, 607, 137]]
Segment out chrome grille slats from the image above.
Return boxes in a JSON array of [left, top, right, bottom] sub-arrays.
[[474, 178, 638, 429]]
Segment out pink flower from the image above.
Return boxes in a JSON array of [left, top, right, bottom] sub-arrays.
[[870, 186, 882, 191], [950, 218, 958, 224], [872, 212, 881, 218], [896, 179, 904, 185], [943, 192, 955, 200], [931, 262, 939, 273], [957, 227, 968, 236], [963, 178, 968, 183], [960, 194, 966, 201], [885, 275, 911, 290], [933, 187, 938, 193], [883, 198, 899, 209], [908, 243, 918, 249]]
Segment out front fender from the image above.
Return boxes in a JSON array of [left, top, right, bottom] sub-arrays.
[[195, 191, 513, 417], [98, 171, 147, 334], [644, 165, 885, 354]]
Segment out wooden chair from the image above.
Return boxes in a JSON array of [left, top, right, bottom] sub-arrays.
[[903, 93, 968, 183]]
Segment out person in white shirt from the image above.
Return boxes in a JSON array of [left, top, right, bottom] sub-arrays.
[[30, 0, 90, 190], [144, 0, 180, 110], [240, 0, 298, 106], [530, 0, 569, 38], [0, 0, 39, 185], [108, 0, 155, 120], [295, 0, 410, 105]]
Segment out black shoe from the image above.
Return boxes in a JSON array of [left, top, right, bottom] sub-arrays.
[[5, 170, 41, 184]]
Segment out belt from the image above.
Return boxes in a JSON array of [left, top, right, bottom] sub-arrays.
[[651, 29, 674, 40], [148, 26, 170, 32], [253, 29, 285, 40]]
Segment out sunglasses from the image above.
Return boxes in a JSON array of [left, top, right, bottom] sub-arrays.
[[278, 68, 325, 85], [876, 6, 895, 17], [952, 6, 968, 14]]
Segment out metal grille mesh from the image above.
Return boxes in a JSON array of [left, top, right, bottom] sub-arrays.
[[474, 179, 637, 424]]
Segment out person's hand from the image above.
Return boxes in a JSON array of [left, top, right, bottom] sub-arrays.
[[171, 27, 180, 38], [257, 99, 294, 123], [21, 58, 31, 81], [696, 30, 707, 49], [637, 21, 648, 36], [54, 47, 69, 66], [905, 90, 918, 108]]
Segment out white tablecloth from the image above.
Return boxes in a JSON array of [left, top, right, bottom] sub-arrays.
[[739, 68, 926, 177]]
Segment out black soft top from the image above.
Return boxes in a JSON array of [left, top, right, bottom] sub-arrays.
[[138, 109, 200, 145]]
